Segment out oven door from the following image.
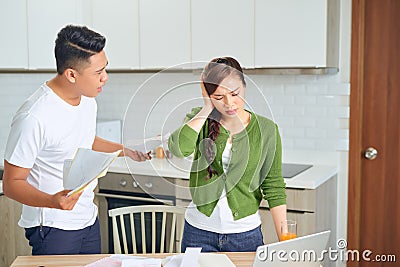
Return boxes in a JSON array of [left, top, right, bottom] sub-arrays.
[[96, 190, 175, 253]]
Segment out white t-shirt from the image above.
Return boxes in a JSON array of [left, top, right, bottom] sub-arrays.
[[185, 141, 261, 233], [4, 83, 98, 230]]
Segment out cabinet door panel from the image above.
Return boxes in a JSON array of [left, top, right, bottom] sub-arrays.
[[175, 178, 191, 200], [260, 188, 316, 212], [0, 0, 28, 69], [0, 196, 31, 267], [27, 0, 84, 69], [92, 0, 140, 69], [255, 0, 327, 67], [140, 0, 190, 69], [191, 0, 254, 68]]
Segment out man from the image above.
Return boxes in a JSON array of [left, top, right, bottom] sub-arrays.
[[2, 25, 149, 255]]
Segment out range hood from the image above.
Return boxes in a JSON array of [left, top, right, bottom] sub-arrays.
[[242, 67, 339, 75], [153, 66, 339, 75]]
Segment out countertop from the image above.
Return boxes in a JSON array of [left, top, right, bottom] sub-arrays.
[[110, 157, 337, 190], [0, 154, 338, 194]]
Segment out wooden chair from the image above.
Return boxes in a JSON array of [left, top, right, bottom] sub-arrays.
[[108, 205, 186, 254]]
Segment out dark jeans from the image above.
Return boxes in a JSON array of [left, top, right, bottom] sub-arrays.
[[25, 218, 101, 255], [181, 220, 264, 252]]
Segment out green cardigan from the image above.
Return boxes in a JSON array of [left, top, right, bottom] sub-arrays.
[[168, 107, 286, 220]]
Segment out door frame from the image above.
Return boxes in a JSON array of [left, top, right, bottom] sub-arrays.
[[348, 0, 364, 262]]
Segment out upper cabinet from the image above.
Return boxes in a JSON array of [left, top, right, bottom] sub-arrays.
[[92, 0, 140, 69], [139, 0, 190, 69], [27, 0, 85, 70], [191, 0, 255, 68], [0, 0, 28, 69], [255, 0, 339, 68], [0, 0, 339, 71]]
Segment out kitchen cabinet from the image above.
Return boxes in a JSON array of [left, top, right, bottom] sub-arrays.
[[27, 0, 87, 70], [139, 0, 191, 69], [191, 0, 255, 68], [1, 0, 339, 71], [0, 195, 31, 267], [0, 0, 28, 69], [260, 175, 337, 267], [255, 0, 339, 68], [91, 0, 140, 69]]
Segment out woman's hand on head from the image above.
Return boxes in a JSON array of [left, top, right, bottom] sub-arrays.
[[200, 80, 214, 112]]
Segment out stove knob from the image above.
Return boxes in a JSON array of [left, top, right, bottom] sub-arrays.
[[144, 182, 153, 189], [120, 179, 127, 187], [132, 181, 139, 188]]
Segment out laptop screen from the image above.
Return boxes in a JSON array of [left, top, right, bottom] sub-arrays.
[[253, 230, 331, 267]]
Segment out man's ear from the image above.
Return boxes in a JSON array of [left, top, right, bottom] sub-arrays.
[[64, 68, 77, 83]]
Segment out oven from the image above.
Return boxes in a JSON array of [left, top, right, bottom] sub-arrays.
[[95, 172, 177, 253]]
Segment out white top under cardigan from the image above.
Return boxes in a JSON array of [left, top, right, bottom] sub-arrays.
[[185, 141, 261, 233]]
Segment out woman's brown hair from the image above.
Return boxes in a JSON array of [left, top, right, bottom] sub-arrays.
[[201, 57, 246, 179]]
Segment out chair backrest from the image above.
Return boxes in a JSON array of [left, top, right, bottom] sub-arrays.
[[108, 205, 186, 254]]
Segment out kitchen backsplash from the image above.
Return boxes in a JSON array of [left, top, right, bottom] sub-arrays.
[[0, 72, 349, 155]]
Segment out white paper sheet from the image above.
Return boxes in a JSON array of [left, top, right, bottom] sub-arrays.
[[125, 133, 170, 154], [63, 148, 121, 196], [163, 252, 236, 267], [121, 258, 161, 267]]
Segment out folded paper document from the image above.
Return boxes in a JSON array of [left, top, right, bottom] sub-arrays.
[[125, 133, 170, 154], [63, 148, 121, 196]]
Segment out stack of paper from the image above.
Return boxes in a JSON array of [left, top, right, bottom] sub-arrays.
[[63, 148, 121, 196]]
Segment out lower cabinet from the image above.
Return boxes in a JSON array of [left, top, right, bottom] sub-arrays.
[[0, 196, 31, 267], [260, 176, 337, 245]]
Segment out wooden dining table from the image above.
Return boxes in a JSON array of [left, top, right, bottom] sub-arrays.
[[10, 252, 257, 267]]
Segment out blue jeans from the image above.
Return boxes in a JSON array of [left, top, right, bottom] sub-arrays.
[[181, 220, 264, 252], [25, 218, 101, 255]]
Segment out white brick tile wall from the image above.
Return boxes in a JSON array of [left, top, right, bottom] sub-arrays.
[[0, 72, 350, 154]]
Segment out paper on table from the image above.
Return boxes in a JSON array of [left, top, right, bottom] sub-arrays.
[[197, 254, 236, 267], [84, 253, 235, 267], [163, 252, 236, 267], [84, 256, 121, 267], [125, 133, 170, 154], [164, 247, 202, 267], [63, 148, 121, 196], [121, 258, 162, 267], [180, 247, 202, 267], [84, 255, 160, 267]]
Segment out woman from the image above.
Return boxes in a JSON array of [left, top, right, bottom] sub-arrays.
[[168, 57, 287, 252]]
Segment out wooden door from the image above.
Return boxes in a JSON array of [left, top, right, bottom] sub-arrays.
[[348, 0, 400, 266]]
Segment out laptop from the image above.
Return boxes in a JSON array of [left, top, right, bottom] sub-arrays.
[[253, 230, 331, 267]]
